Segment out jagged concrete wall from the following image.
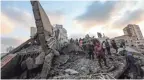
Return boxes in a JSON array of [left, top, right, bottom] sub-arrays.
[[38, 2, 53, 39]]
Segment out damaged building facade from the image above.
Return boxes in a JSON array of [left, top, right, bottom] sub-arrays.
[[114, 24, 144, 50]]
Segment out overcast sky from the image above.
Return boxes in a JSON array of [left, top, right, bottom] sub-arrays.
[[1, 0, 144, 53]]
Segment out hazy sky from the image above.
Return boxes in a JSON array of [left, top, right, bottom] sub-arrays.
[[1, 0, 144, 53]]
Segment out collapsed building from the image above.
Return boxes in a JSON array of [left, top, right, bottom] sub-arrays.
[[1, 1, 144, 79]]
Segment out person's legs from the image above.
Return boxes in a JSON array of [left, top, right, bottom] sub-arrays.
[[109, 47, 111, 55], [103, 57, 108, 67], [106, 47, 111, 55], [103, 48, 105, 54], [98, 56, 102, 68], [114, 47, 118, 53], [91, 52, 94, 60], [116, 48, 118, 53], [106, 47, 108, 54], [88, 52, 91, 59]]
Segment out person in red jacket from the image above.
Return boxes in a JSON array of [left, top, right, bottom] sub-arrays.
[[93, 39, 108, 68]]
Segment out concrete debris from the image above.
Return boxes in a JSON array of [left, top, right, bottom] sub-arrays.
[[21, 60, 27, 71], [52, 49, 60, 56], [35, 52, 45, 65], [2, 38, 144, 79], [40, 53, 54, 78], [65, 69, 79, 75], [54, 54, 69, 66], [62, 43, 83, 54], [53, 74, 70, 79], [25, 57, 34, 70], [18, 45, 42, 53], [19, 71, 27, 79], [2, 0, 144, 79]]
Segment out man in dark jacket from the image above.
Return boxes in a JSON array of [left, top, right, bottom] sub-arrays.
[[111, 40, 118, 53], [126, 52, 143, 79], [87, 41, 94, 60], [105, 39, 111, 55]]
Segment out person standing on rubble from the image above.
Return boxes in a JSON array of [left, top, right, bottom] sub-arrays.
[[105, 39, 111, 55], [87, 40, 94, 60], [93, 39, 108, 68], [111, 40, 118, 53], [79, 39, 83, 50], [76, 39, 79, 46], [102, 41, 106, 54], [120, 41, 125, 49], [70, 38, 73, 43]]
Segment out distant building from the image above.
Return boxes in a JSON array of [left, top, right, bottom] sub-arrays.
[[123, 24, 143, 40], [114, 24, 144, 49], [123, 24, 144, 48], [113, 35, 133, 46], [53, 24, 68, 40], [53, 24, 68, 48], [30, 27, 37, 38]]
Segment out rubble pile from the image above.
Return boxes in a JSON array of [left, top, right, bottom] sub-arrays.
[[2, 42, 144, 79], [19, 45, 42, 52], [2, 1, 144, 79], [16, 45, 42, 56], [47, 44, 127, 79], [62, 43, 83, 54], [9, 43, 128, 79]]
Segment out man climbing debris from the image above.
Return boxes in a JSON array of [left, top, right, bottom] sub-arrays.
[[125, 52, 144, 79]]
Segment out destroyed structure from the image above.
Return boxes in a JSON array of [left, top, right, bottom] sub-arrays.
[[1, 1, 144, 79]]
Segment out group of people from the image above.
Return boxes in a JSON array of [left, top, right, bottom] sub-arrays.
[[70, 37, 144, 78], [71, 38, 119, 68], [86, 39, 119, 68]]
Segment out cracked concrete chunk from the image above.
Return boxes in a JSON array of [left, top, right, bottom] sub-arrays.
[[52, 49, 60, 56], [19, 71, 27, 79], [54, 55, 69, 65], [65, 69, 79, 75], [35, 52, 45, 65], [26, 57, 34, 70], [40, 53, 54, 78]]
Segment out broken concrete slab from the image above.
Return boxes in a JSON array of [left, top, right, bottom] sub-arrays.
[[25, 57, 34, 70], [65, 69, 79, 75], [35, 52, 45, 65], [19, 71, 27, 79], [21, 60, 27, 71], [54, 54, 69, 66], [53, 74, 70, 79], [62, 43, 83, 54], [40, 53, 54, 78], [52, 49, 60, 56]]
